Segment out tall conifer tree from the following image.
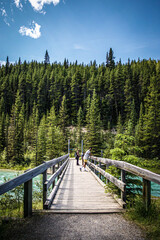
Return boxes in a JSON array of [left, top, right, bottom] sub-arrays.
[[86, 90, 102, 155]]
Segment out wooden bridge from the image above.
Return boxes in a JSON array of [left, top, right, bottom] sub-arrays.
[[50, 159, 122, 213], [0, 154, 160, 217]]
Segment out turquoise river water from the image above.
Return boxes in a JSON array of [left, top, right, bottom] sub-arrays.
[[0, 169, 160, 197], [0, 169, 42, 193]]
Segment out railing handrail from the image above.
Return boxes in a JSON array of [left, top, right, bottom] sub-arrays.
[[0, 154, 69, 196], [90, 156, 160, 185]]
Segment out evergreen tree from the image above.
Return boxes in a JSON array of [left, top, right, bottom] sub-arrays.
[[37, 115, 46, 165], [12, 91, 25, 165], [124, 59, 133, 121], [0, 113, 5, 152], [5, 56, 9, 75], [142, 75, 160, 158], [135, 103, 144, 154], [37, 75, 47, 120], [106, 48, 115, 70], [44, 50, 50, 66], [106, 52, 109, 67], [126, 100, 137, 135], [46, 104, 59, 159], [109, 69, 117, 125], [117, 113, 123, 134], [70, 69, 82, 123], [59, 95, 68, 152], [7, 106, 16, 165], [77, 106, 84, 148], [85, 89, 102, 155], [14, 104, 25, 164]]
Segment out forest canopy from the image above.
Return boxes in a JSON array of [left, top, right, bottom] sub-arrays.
[[0, 48, 160, 167]]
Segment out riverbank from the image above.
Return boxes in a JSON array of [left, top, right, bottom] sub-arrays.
[[124, 197, 160, 240], [0, 165, 29, 171]]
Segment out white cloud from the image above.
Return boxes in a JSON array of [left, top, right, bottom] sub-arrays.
[[14, 0, 23, 10], [0, 7, 10, 26], [0, 60, 15, 66], [19, 21, 41, 39], [1, 7, 7, 17], [74, 44, 86, 50], [0, 61, 6, 66], [28, 0, 60, 11]]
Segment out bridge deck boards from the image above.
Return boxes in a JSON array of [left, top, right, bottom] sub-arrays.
[[50, 159, 123, 213]]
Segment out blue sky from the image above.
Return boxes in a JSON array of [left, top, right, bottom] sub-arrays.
[[0, 0, 160, 65]]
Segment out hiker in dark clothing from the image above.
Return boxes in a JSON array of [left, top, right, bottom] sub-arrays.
[[75, 149, 80, 165]]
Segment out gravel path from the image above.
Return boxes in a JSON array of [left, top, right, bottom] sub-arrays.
[[1, 213, 146, 240]]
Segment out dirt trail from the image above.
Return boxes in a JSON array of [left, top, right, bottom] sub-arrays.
[[1, 213, 146, 240]]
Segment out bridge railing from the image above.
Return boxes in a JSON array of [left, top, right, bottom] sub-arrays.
[[87, 156, 160, 210], [0, 154, 69, 217]]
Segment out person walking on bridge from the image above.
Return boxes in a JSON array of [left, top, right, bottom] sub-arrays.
[[75, 149, 80, 165], [80, 147, 92, 171]]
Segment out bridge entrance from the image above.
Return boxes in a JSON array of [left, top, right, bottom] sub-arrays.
[[50, 159, 123, 213]]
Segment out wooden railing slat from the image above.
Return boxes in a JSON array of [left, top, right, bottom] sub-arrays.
[[44, 159, 70, 209], [0, 154, 69, 196], [91, 156, 160, 185], [45, 158, 69, 190], [87, 161, 125, 191], [0, 163, 47, 195]]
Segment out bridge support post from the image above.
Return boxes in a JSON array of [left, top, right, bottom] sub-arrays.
[[121, 170, 126, 204], [52, 165, 55, 188], [106, 165, 110, 184], [68, 139, 70, 155], [99, 162, 102, 180], [94, 160, 96, 174], [43, 170, 47, 209], [24, 179, 32, 217], [57, 163, 60, 179], [143, 178, 151, 211]]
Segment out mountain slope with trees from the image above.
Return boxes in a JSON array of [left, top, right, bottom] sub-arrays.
[[0, 49, 160, 168]]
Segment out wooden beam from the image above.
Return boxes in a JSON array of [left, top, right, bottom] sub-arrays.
[[99, 161, 102, 180], [143, 178, 151, 211], [45, 154, 69, 168], [43, 170, 47, 209], [121, 170, 126, 204], [0, 163, 46, 195], [0, 154, 69, 196], [87, 161, 125, 191], [44, 160, 69, 209], [52, 165, 55, 188], [24, 179, 32, 218], [45, 158, 69, 191], [90, 156, 160, 185]]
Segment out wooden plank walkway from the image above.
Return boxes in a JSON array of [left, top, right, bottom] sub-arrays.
[[50, 159, 123, 213]]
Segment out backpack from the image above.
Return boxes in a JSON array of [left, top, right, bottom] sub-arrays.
[[75, 152, 77, 158]]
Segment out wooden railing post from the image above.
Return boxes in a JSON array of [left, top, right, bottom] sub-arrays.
[[90, 158, 93, 171], [99, 161, 102, 180], [94, 159, 96, 174], [24, 179, 32, 217], [57, 163, 60, 179], [143, 178, 151, 211], [106, 164, 109, 184], [52, 165, 55, 188], [43, 170, 47, 209], [121, 169, 126, 203]]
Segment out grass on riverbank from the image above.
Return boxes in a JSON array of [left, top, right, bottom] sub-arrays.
[[125, 197, 160, 240], [0, 163, 30, 171]]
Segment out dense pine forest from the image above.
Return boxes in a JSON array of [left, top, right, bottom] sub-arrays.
[[0, 48, 160, 169]]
